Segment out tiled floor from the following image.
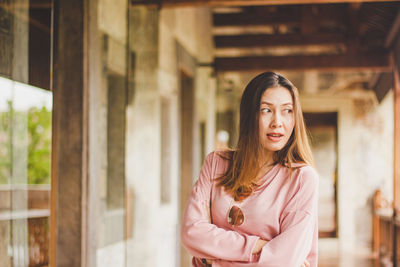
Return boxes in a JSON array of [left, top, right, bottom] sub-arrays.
[[318, 238, 379, 267]]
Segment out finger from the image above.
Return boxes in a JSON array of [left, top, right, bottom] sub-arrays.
[[305, 259, 310, 267]]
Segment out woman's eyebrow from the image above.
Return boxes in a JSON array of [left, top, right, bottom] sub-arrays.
[[260, 101, 293, 106]]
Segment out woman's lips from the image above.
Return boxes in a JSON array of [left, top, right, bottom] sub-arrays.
[[267, 133, 283, 142]]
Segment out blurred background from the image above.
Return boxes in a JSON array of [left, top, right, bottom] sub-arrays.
[[0, 0, 400, 266]]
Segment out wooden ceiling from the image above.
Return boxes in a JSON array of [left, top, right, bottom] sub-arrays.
[[132, 0, 400, 72], [131, 0, 398, 7], [213, 2, 399, 72]]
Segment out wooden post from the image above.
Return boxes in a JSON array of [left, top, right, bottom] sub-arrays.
[[373, 190, 381, 257], [395, 59, 400, 214], [393, 56, 400, 267], [51, 0, 89, 266]]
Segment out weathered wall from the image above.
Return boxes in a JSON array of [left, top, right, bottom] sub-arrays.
[[126, 6, 160, 267], [351, 90, 393, 249], [301, 89, 394, 252], [125, 6, 215, 267], [94, 0, 128, 265]]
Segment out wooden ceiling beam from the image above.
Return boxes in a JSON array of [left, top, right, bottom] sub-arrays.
[[301, 5, 318, 35], [0, 3, 52, 9], [214, 33, 345, 48], [213, 12, 299, 27], [212, 7, 346, 27], [131, 0, 397, 7], [345, 4, 360, 54], [214, 52, 391, 72], [385, 10, 400, 49], [371, 72, 393, 102]]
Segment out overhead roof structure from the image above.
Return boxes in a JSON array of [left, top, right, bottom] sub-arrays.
[[132, 0, 397, 7], [133, 0, 400, 72], [211, 2, 398, 72]]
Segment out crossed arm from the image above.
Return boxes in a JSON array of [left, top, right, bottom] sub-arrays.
[[181, 153, 319, 267]]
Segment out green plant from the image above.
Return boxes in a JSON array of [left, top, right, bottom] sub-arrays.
[[27, 106, 52, 184], [0, 101, 12, 184]]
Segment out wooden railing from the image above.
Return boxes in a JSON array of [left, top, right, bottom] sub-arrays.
[[373, 189, 400, 267], [0, 185, 50, 267], [395, 215, 400, 267]]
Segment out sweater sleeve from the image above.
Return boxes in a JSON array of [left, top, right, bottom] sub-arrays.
[[212, 166, 319, 267], [181, 152, 260, 262]]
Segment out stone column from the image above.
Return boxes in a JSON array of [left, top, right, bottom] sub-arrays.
[[126, 6, 161, 267]]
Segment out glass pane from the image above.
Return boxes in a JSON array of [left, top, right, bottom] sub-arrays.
[[0, 77, 52, 267], [0, 0, 52, 265]]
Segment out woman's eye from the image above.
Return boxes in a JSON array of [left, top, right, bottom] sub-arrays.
[[261, 108, 271, 113], [284, 109, 293, 114]]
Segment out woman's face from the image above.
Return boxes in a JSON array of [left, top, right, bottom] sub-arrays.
[[258, 86, 295, 156]]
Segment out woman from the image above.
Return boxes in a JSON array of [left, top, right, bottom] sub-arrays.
[[181, 72, 318, 267]]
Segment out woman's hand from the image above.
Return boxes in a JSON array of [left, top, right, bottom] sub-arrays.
[[300, 259, 310, 267], [204, 257, 309, 266], [252, 239, 268, 254]]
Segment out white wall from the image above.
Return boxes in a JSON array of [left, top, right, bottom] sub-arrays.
[[301, 89, 394, 252], [94, 0, 128, 266], [124, 6, 215, 267]]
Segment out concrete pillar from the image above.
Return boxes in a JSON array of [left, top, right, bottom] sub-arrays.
[[107, 73, 126, 210], [126, 6, 161, 267], [194, 66, 215, 158], [206, 74, 216, 154]]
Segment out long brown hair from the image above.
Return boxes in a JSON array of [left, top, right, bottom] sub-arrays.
[[216, 72, 314, 201]]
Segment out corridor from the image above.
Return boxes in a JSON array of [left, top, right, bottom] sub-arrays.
[[319, 239, 379, 267], [1, 0, 400, 266]]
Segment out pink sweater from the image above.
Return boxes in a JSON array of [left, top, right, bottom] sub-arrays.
[[181, 151, 319, 267]]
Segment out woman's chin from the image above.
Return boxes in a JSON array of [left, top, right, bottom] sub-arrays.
[[261, 145, 284, 154]]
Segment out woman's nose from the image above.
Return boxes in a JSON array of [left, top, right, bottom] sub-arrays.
[[271, 113, 283, 128]]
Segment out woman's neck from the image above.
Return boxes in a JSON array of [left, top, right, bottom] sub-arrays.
[[255, 152, 275, 181], [258, 150, 274, 167]]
